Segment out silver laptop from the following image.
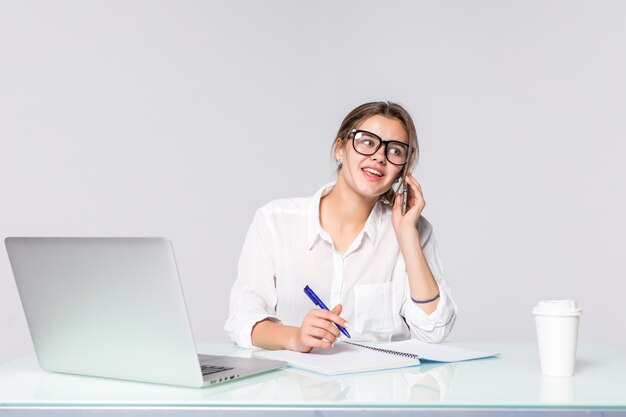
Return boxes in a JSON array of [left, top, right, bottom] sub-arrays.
[[5, 237, 286, 388]]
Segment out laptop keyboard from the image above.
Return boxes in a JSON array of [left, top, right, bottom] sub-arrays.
[[201, 365, 234, 376]]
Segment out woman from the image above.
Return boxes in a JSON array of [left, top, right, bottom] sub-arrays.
[[224, 101, 456, 352]]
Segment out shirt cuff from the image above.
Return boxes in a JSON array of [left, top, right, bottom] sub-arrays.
[[403, 289, 456, 333]]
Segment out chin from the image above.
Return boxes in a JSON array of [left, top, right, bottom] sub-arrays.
[[355, 182, 393, 200], [342, 170, 393, 199]]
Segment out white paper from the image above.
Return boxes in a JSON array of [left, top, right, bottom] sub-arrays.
[[374, 340, 499, 362], [254, 340, 498, 375], [253, 342, 420, 375]]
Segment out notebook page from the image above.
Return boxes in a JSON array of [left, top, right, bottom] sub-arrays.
[[253, 342, 420, 375], [374, 339, 499, 362]]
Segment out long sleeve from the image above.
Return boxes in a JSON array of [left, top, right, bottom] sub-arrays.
[[224, 208, 280, 348], [400, 218, 457, 343]]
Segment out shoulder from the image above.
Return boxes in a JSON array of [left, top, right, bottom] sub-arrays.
[[250, 183, 330, 234], [251, 196, 312, 233], [248, 196, 311, 241], [255, 183, 328, 218], [256, 196, 310, 217]]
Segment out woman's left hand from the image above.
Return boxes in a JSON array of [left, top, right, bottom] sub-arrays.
[[391, 174, 425, 237]]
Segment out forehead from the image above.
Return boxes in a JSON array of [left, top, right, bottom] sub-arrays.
[[355, 115, 408, 144]]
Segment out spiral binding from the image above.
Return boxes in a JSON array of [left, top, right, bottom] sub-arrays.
[[345, 341, 420, 360]]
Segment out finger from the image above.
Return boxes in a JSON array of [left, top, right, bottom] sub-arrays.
[[303, 336, 334, 350], [301, 322, 338, 343], [330, 304, 343, 315], [405, 175, 422, 194], [306, 317, 341, 337], [404, 174, 422, 190], [399, 178, 418, 204], [310, 309, 348, 328], [305, 326, 338, 343], [303, 314, 340, 335], [392, 192, 403, 215], [406, 182, 424, 206]]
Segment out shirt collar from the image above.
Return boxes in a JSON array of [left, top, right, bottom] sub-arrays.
[[307, 182, 384, 250], [364, 201, 382, 244], [307, 183, 334, 250]]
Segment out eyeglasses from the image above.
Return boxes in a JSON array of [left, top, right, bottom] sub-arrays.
[[350, 129, 410, 166]]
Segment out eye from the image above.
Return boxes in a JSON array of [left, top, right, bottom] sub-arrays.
[[388, 145, 406, 156], [355, 132, 377, 147]]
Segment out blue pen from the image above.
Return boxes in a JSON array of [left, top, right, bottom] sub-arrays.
[[303, 285, 351, 338]]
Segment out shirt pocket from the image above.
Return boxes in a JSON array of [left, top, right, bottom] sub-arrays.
[[354, 282, 394, 341]]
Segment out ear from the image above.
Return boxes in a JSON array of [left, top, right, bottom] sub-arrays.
[[334, 137, 345, 161]]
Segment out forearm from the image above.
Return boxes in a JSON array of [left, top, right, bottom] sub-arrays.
[[251, 319, 299, 350], [397, 229, 440, 314]]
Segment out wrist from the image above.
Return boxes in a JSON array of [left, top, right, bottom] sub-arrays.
[[282, 326, 296, 351], [395, 227, 420, 245], [285, 326, 306, 351]]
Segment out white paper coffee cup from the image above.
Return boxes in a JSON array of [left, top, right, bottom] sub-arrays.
[[533, 300, 582, 377]]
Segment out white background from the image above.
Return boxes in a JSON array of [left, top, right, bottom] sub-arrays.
[[1, 0, 625, 363]]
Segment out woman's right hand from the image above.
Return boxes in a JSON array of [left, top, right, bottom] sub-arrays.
[[290, 304, 347, 352]]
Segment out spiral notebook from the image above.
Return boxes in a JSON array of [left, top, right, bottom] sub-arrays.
[[253, 340, 498, 375]]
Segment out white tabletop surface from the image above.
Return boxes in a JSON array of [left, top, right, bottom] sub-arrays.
[[0, 341, 625, 410]]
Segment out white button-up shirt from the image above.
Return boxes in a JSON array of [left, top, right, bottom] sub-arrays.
[[224, 183, 457, 348]]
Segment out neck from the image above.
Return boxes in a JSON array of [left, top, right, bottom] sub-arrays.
[[320, 177, 378, 228]]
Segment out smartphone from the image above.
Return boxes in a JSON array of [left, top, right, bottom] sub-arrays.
[[401, 180, 408, 215]]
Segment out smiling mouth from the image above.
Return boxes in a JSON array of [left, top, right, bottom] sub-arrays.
[[362, 167, 383, 177]]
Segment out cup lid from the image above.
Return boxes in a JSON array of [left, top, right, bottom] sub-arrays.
[[532, 300, 582, 316]]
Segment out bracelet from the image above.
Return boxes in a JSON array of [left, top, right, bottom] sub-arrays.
[[411, 292, 440, 304]]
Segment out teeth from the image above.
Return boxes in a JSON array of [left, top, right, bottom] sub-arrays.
[[363, 168, 383, 176]]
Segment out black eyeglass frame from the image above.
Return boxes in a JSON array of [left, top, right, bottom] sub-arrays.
[[350, 129, 412, 167]]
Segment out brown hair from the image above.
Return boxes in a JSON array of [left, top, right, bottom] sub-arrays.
[[332, 101, 419, 206]]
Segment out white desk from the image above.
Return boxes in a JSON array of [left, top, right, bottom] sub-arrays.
[[1, 341, 625, 416]]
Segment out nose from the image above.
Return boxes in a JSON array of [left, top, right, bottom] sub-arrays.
[[370, 143, 387, 164]]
